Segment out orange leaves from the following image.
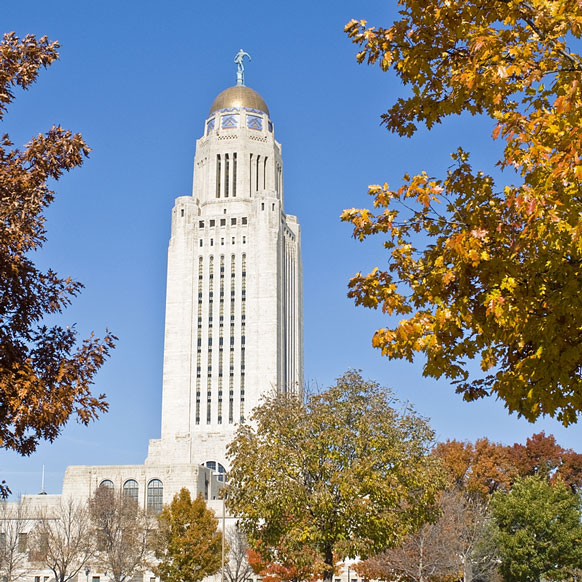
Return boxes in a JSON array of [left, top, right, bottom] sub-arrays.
[[0, 33, 115, 459], [344, 0, 582, 425]]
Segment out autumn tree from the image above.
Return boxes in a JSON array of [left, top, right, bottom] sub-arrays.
[[0, 31, 115, 495], [89, 486, 153, 582], [511, 431, 582, 490], [490, 475, 582, 581], [355, 489, 463, 582], [29, 498, 94, 582], [226, 370, 444, 582], [357, 489, 497, 582], [0, 500, 31, 582], [154, 488, 223, 582], [437, 433, 582, 495], [246, 539, 327, 582], [435, 438, 518, 498], [343, 0, 582, 425]]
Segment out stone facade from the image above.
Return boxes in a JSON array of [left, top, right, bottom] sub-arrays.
[[0, 82, 304, 582], [151, 86, 303, 473]]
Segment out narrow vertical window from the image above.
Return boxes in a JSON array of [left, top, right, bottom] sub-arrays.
[[264, 156, 268, 189], [225, 153, 230, 198], [216, 154, 221, 198], [256, 155, 260, 192], [249, 153, 253, 196], [233, 153, 237, 197], [123, 480, 139, 503], [147, 479, 163, 513]]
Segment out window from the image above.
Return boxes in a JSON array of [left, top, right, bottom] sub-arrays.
[[220, 218, 226, 226], [17, 533, 27, 553], [242, 217, 247, 225], [210, 219, 216, 227], [147, 479, 163, 513], [199, 220, 204, 228], [225, 153, 230, 198], [233, 152, 237, 197], [231, 218, 236, 225], [216, 155, 221, 198], [180, 209, 184, 217], [204, 461, 227, 482], [123, 479, 139, 503], [100, 479, 114, 490]]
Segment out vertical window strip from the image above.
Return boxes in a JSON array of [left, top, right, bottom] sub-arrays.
[[229, 254, 236, 424], [241, 253, 247, 422], [225, 153, 230, 198], [196, 256, 203, 424], [232, 152, 236, 198], [264, 156, 268, 189], [207, 256, 214, 424], [249, 153, 253, 196], [216, 154, 221, 198], [256, 155, 260, 192]]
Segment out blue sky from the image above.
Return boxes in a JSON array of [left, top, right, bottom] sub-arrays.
[[3, 0, 582, 497]]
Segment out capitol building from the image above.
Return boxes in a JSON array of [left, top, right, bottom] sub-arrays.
[[61, 64, 304, 510], [3, 57, 305, 580]]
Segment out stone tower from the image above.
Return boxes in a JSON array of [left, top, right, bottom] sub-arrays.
[[146, 82, 304, 476]]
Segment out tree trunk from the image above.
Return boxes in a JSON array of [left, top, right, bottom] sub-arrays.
[[323, 546, 334, 582], [463, 556, 473, 582]]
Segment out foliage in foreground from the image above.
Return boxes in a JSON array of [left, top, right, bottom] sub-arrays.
[[89, 487, 152, 582], [226, 370, 443, 582], [491, 476, 582, 581], [30, 499, 94, 582], [154, 488, 223, 582], [0, 32, 115, 496], [343, 0, 582, 425]]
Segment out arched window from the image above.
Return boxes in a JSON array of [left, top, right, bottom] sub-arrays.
[[147, 479, 163, 513], [99, 479, 114, 490], [204, 461, 227, 483], [123, 479, 139, 504]]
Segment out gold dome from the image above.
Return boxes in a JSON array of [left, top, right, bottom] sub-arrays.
[[209, 86, 269, 116]]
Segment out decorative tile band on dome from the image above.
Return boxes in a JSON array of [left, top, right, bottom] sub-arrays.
[[212, 106, 266, 115]]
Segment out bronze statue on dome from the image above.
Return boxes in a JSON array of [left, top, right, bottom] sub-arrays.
[[234, 49, 251, 86]]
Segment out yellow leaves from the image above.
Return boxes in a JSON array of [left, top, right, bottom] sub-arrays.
[[344, 0, 582, 425]]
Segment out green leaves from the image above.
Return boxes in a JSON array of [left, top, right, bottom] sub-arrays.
[[226, 371, 444, 582], [491, 476, 582, 581]]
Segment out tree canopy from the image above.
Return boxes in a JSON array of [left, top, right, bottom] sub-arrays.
[[343, 0, 582, 424], [89, 486, 152, 582], [0, 31, 115, 486], [31, 498, 94, 582], [491, 475, 582, 581], [226, 370, 443, 582], [154, 488, 223, 582]]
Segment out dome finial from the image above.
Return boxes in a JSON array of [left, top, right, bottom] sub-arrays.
[[234, 49, 251, 86]]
